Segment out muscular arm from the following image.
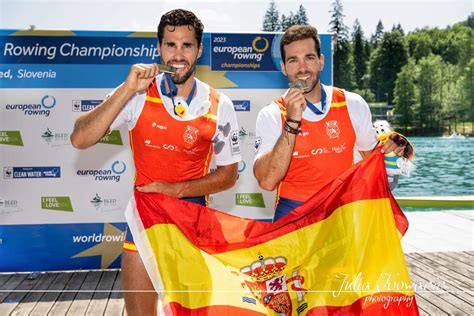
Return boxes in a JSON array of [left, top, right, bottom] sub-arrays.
[[254, 131, 297, 191], [136, 163, 238, 197], [70, 63, 159, 149], [70, 85, 135, 149], [253, 88, 306, 191]]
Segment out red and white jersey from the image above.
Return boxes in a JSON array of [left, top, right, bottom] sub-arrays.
[[255, 85, 377, 202], [110, 74, 241, 186]]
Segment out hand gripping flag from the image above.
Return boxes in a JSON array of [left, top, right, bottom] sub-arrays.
[[126, 151, 419, 315]]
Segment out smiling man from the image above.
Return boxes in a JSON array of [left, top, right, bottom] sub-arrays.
[[70, 9, 241, 315], [253, 25, 405, 221]]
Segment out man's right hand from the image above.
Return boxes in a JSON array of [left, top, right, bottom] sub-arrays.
[[284, 88, 306, 121], [123, 63, 160, 94]]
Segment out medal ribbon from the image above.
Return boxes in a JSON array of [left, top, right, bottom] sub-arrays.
[[160, 73, 196, 117], [305, 86, 327, 115]]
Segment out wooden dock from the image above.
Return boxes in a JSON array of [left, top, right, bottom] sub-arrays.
[[1, 251, 472, 315]]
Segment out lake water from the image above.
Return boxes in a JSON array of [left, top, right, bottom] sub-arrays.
[[393, 137, 473, 197]]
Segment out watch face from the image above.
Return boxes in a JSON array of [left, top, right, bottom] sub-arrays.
[[174, 97, 188, 117]]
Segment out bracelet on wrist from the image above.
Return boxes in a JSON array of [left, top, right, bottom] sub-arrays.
[[286, 117, 301, 125], [283, 121, 299, 134]]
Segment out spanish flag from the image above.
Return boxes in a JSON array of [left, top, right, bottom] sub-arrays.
[[126, 152, 419, 315]]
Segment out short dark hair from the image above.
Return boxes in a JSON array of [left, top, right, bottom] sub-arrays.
[[280, 25, 321, 61], [157, 9, 204, 45]]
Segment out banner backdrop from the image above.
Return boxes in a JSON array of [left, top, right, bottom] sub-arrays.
[[0, 30, 332, 272]]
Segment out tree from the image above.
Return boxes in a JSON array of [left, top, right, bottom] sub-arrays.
[[262, 0, 280, 31], [406, 31, 433, 61], [394, 59, 417, 132], [370, 19, 384, 48], [352, 19, 367, 88], [328, 0, 355, 88], [281, 12, 298, 31], [369, 30, 408, 103], [416, 54, 443, 133], [328, 0, 349, 51], [393, 23, 405, 36], [294, 4, 309, 25]]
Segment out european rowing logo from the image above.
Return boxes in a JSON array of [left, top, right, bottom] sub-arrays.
[[5, 95, 56, 117], [77, 161, 126, 182], [240, 255, 307, 315], [237, 160, 246, 180]]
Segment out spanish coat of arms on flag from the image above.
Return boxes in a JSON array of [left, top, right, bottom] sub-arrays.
[[126, 152, 419, 315]]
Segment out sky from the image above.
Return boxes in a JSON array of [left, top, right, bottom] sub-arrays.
[[0, 0, 471, 37]]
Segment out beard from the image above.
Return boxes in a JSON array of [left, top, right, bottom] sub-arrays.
[[165, 60, 197, 85], [302, 71, 320, 95]]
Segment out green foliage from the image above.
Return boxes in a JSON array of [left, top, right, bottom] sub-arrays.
[[259, 1, 471, 135], [262, 0, 280, 31], [262, 2, 309, 32], [352, 19, 368, 88], [407, 31, 432, 60], [417, 54, 443, 133], [328, 0, 349, 51], [369, 30, 408, 103], [370, 20, 384, 48], [394, 59, 417, 132], [329, 0, 355, 89], [295, 5, 309, 25]]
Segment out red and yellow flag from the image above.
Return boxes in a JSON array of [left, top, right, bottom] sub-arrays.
[[126, 152, 419, 315]]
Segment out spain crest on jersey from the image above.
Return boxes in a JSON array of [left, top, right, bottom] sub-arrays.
[[326, 120, 340, 139]]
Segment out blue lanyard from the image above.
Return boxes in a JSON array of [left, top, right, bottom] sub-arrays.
[[305, 86, 327, 115], [160, 73, 196, 107]]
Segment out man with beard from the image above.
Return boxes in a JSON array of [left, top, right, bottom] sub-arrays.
[[253, 25, 406, 221], [70, 9, 241, 314]]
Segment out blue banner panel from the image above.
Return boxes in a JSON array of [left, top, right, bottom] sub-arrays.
[[211, 33, 282, 71], [0, 223, 127, 272]]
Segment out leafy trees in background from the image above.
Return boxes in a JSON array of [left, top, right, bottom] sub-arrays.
[[394, 59, 417, 133], [262, 1, 308, 31], [329, 0, 355, 89], [352, 19, 368, 88], [370, 20, 384, 48], [369, 30, 408, 104], [262, 0, 280, 31], [261, 1, 472, 134]]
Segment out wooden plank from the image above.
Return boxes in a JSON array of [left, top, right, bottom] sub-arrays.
[[48, 271, 87, 315], [66, 270, 103, 315], [0, 274, 13, 289], [86, 270, 118, 315], [437, 251, 472, 270], [0, 274, 27, 302], [30, 272, 73, 316], [407, 268, 464, 314], [412, 293, 444, 315], [406, 253, 473, 304], [407, 263, 472, 313], [10, 272, 58, 316], [416, 252, 473, 288], [0, 272, 42, 315], [104, 270, 124, 316]]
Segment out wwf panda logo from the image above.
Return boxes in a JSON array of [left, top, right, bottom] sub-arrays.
[[254, 136, 262, 152]]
